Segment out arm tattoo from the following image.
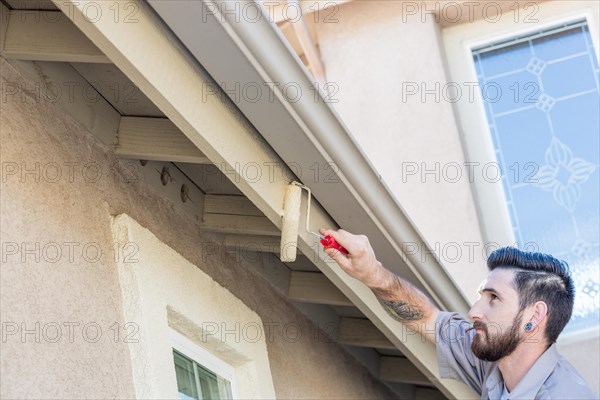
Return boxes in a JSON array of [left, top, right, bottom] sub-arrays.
[[371, 275, 427, 321], [379, 299, 424, 321]]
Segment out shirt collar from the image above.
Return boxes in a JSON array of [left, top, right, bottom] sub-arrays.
[[485, 344, 560, 399], [486, 364, 504, 399]]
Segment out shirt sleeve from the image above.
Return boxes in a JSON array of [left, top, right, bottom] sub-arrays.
[[435, 311, 492, 394]]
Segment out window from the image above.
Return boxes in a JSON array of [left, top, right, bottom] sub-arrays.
[[173, 351, 233, 400], [442, 2, 600, 336], [171, 328, 236, 400], [472, 21, 599, 333]]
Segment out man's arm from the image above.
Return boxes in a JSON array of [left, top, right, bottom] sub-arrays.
[[321, 229, 491, 393], [320, 228, 440, 343]]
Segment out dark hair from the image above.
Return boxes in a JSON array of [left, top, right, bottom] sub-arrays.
[[487, 247, 575, 344]]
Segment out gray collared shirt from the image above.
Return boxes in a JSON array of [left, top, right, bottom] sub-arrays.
[[436, 312, 597, 399]]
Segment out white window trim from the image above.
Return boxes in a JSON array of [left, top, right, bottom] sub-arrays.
[[111, 213, 276, 399], [442, 1, 600, 249], [442, 2, 600, 342], [170, 328, 240, 399]]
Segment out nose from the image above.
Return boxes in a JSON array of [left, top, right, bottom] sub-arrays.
[[468, 298, 483, 321]]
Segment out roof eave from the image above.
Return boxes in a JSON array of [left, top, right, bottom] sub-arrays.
[[148, 0, 470, 314]]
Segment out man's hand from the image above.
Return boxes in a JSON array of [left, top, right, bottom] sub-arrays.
[[320, 228, 439, 342], [319, 228, 390, 290]]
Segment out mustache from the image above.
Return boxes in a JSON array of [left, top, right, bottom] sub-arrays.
[[466, 321, 487, 333]]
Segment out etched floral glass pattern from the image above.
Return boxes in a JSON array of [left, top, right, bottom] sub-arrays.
[[473, 21, 599, 332]]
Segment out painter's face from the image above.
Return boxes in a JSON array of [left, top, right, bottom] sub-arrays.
[[468, 268, 523, 362]]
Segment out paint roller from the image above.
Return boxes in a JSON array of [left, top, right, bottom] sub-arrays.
[[280, 181, 349, 262]]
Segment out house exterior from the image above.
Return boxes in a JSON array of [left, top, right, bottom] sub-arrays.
[[1, 0, 597, 399]]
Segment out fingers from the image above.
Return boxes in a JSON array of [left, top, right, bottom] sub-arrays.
[[324, 247, 352, 270], [321, 229, 352, 268], [320, 229, 378, 285], [319, 228, 351, 247], [319, 227, 335, 236]]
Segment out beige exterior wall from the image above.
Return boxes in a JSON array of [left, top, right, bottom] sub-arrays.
[[558, 335, 600, 396], [317, 1, 599, 395], [0, 58, 396, 399], [317, 0, 488, 302]]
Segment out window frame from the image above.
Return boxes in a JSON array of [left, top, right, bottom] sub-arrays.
[[170, 328, 239, 399], [442, 1, 600, 341], [111, 214, 276, 399]]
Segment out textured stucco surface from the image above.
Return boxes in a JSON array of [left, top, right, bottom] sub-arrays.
[[0, 57, 396, 399], [558, 335, 600, 396], [111, 214, 277, 399], [317, 1, 489, 302]]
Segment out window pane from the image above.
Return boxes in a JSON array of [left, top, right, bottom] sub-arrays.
[[174, 351, 199, 400], [473, 21, 600, 333], [172, 350, 233, 400], [196, 364, 225, 400], [217, 376, 233, 399]]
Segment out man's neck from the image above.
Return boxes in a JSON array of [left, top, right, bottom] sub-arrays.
[[498, 341, 549, 392]]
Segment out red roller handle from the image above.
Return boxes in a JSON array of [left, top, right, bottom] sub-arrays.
[[320, 234, 349, 255]]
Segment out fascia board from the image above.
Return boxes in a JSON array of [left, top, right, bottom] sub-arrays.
[[147, 0, 470, 315]]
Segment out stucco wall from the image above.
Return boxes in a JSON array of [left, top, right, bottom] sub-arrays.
[[317, 1, 488, 302], [0, 57, 396, 399], [557, 335, 600, 396]]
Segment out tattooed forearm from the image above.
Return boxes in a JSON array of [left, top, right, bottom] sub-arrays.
[[366, 268, 439, 342], [370, 273, 432, 322], [379, 299, 424, 321]]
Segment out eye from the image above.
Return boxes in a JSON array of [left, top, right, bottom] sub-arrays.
[[490, 293, 498, 301]]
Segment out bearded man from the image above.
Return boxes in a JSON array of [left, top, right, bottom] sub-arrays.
[[320, 228, 596, 399]]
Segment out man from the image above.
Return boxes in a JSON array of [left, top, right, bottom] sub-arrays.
[[320, 228, 596, 399]]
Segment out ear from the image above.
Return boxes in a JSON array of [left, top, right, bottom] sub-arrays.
[[530, 301, 548, 326]]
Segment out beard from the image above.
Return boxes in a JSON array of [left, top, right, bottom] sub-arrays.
[[471, 315, 523, 362]]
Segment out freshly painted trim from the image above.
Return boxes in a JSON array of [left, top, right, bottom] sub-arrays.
[[380, 356, 432, 386], [1, 9, 109, 62], [337, 317, 396, 350], [117, 117, 211, 164], [288, 271, 353, 306]]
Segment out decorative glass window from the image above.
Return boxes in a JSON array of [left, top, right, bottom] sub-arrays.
[[472, 20, 599, 332], [170, 329, 236, 400]]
